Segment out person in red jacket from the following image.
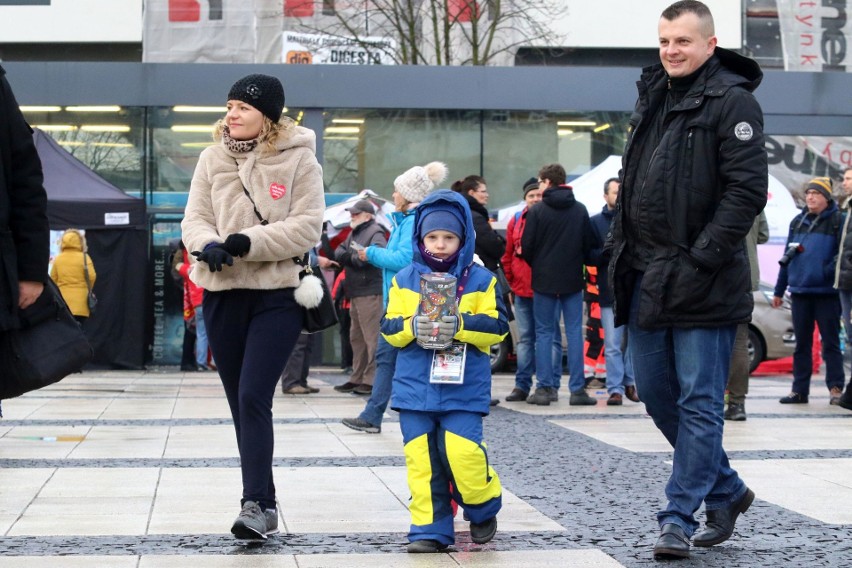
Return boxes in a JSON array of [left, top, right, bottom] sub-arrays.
[[178, 245, 210, 371], [501, 178, 562, 402]]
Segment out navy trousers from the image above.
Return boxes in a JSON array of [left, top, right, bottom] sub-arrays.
[[203, 288, 303, 510]]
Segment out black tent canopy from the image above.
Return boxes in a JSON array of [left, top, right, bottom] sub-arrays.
[[34, 128, 147, 369]]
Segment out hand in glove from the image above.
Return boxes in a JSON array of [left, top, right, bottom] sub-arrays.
[[192, 245, 234, 272], [412, 315, 436, 344], [222, 233, 251, 257], [437, 315, 458, 343]]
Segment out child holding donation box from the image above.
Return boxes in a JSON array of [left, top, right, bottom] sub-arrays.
[[381, 189, 509, 553]]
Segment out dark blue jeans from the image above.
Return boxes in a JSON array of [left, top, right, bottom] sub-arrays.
[[533, 290, 584, 392], [358, 333, 398, 426], [628, 275, 746, 535], [204, 288, 303, 510], [790, 293, 845, 396], [513, 295, 562, 393]]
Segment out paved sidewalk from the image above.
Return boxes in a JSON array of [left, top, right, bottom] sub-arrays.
[[0, 368, 850, 566]]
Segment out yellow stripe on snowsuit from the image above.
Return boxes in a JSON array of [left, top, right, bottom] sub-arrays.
[[445, 430, 502, 505], [404, 432, 434, 526], [382, 283, 420, 348]]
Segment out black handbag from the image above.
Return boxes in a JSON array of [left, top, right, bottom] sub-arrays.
[[293, 255, 339, 334], [0, 279, 93, 399]]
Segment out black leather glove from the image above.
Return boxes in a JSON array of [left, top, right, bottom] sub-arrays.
[[223, 233, 251, 257], [192, 246, 234, 272]]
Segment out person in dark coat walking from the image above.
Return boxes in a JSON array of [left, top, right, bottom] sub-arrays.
[[607, 2, 767, 559], [0, 64, 51, 416], [521, 163, 596, 407]]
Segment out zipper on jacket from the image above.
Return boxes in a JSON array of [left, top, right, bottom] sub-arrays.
[[687, 129, 694, 150]]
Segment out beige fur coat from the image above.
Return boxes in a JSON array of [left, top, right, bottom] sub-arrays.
[[181, 125, 324, 291]]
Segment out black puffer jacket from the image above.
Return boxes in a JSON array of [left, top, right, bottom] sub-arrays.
[[0, 65, 50, 331], [609, 48, 768, 328], [461, 193, 505, 272], [521, 185, 593, 295]]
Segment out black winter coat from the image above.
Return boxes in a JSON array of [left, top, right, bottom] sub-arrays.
[[0, 65, 50, 331], [520, 185, 594, 295], [609, 49, 768, 328], [334, 219, 386, 298], [834, 199, 852, 291], [589, 206, 616, 307], [462, 193, 505, 272]]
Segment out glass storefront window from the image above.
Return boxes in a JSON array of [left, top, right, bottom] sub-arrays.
[[20, 105, 144, 193], [322, 109, 482, 200], [322, 108, 631, 209]]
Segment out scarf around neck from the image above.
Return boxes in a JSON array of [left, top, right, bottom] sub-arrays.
[[223, 126, 259, 153]]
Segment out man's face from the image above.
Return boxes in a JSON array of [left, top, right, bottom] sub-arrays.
[[842, 169, 852, 196], [658, 13, 717, 78], [805, 189, 829, 214], [524, 188, 544, 207], [538, 178, 552, 193], [604, 181, 619, 210]]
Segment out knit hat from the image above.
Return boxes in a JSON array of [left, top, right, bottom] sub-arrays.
[[227, 74, 285, 123], [420, 210, 464, 239], [805, 177, 833, 202], [345, 199, 375, 215], [394, 162, 448, 204], [522, 177, 539, 196]]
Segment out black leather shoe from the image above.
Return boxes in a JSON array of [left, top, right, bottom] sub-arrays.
[[653, 523, 690, 560], [505, 388, 528, 402], [407, 539, 448, 553], [693, 488, 755, 547]]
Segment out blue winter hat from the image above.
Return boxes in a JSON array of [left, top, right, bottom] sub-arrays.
[[420, 210, 464, 239]]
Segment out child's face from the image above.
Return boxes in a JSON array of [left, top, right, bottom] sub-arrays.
[[423, 230, 460, 259]]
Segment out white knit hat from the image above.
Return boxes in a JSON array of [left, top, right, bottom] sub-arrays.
[[393, 162, 448, 204]]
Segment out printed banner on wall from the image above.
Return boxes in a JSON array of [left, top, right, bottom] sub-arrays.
[[777, 0, 851, 71], [766, 135, 852, 196], [282, 31, 396, 65], [143, 0, 283, 63]]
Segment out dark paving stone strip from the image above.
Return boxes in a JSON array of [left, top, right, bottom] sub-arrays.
[[0, 456, 405, 468], [483, 406, 852, 567]]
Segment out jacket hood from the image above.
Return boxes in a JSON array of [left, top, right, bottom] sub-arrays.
[[640, 47, 763, 95], [60, 230, 84, 252], [542, 185, 577, 210], [412, 189, 476, 278]]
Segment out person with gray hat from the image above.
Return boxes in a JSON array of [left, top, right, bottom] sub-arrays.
[[333, 199, 387, 395], [181, 73, 324, 542]]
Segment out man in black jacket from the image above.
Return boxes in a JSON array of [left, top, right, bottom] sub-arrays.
[[521, 163, 595, 406], [608, 1, 767, 560], [333, 200, 388, 395], [0, 65, 50, 416]]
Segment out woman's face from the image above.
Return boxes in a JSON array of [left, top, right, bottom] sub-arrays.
[[468, 183, 489, 206], [392, 189, 407, 212], [225, 99, 264, 140]]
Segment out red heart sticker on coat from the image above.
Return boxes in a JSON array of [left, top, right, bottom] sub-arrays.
[[269, 183, 287, 200]]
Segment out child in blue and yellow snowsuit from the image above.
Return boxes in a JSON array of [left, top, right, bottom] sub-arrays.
[[382, 189, 509, 553]]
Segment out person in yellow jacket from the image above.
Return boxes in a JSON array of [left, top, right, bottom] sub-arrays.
[[50, 229, 96, 323]]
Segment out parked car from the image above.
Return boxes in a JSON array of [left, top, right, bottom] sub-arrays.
[[490, 281, 796, 374]]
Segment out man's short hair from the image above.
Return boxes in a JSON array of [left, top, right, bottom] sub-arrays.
[[661, 0, 715, 38], [603, 177, 620, 194], [538, 164, 566, 187]]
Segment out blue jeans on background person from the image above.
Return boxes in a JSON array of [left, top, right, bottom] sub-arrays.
[[514, 295, 562, 393], [533, 290, 584, 393], [628, 275, 746, 535], [358, 334, 398, 427], [790, 293, 845, 395], [194, 305, 208, 368], [600, 305, 635, 395]]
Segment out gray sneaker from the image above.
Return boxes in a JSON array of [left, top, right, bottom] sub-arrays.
[[342, 417, 381, 433], [231, 501, 279, 540]]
